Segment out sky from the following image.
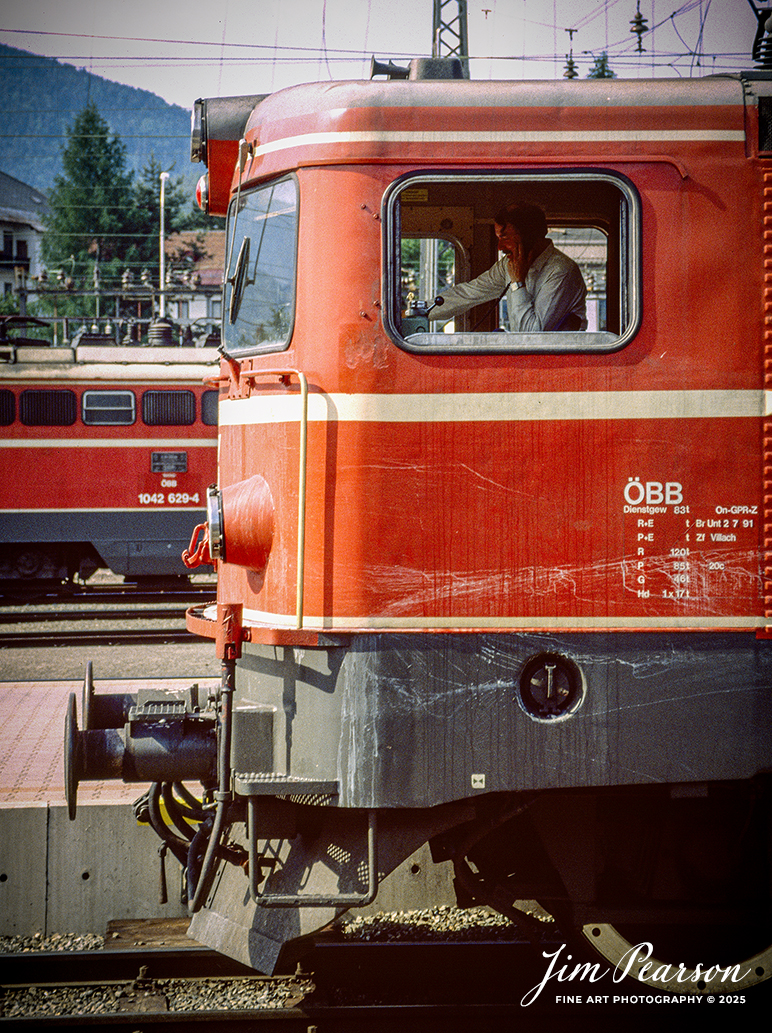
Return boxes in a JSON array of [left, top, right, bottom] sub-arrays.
[[0, 0, 767, 111]]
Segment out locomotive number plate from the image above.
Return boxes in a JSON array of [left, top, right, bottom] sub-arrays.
[[151, 451, 188, 473]]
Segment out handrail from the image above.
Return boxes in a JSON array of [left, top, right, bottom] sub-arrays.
[[239, 368, 308, 630]]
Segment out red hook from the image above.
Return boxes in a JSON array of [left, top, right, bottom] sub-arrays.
[[182, 522, 214, 569]]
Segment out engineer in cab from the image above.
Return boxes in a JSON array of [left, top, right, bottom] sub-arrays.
[[430, 202, 587, 332]]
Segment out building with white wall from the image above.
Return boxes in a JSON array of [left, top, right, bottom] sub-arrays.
[[0, 171, 47, 306]]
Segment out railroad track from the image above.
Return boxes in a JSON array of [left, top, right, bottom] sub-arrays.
[[0, 589, 215, 648], [5, 917, 768, 1027], [0, 607, 200, 625], [0, 936, 569, 1029], [1, 933, 308, 1028], [0, 583, 215, 607], [0, 626, 196, 647]]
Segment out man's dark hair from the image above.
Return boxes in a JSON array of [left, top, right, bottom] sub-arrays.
[[494, 202, 548, 250]]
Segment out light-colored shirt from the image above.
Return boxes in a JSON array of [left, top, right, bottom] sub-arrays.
[[432, 241, 587, 332]]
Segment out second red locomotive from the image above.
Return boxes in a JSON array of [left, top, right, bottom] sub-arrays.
[[0, 341, 218, 585]]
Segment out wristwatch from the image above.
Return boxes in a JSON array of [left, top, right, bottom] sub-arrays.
[[510, 281, 525, 290]]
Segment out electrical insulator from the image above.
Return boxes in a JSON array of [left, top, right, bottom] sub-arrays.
[[630, 1, 648, 53]]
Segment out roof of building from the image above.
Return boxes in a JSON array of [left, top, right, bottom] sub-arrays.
[[164, 230, 225, 289], [0, 170, 48, 232]]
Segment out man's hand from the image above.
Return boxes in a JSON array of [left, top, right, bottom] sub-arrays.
[[506, 239, 529, 284]]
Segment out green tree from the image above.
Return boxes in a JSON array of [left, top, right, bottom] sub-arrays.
[[126, 157, 223, 303], [42, 102, 136, 312], [0, 291, 19, 316], [586, 52, 616, 79], [129, 155, 224, 264], [40, 102, 223, 324]]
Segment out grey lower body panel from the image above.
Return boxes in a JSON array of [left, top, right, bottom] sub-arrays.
[[234, 630, 772, 808], [189, 805, 469, 973]]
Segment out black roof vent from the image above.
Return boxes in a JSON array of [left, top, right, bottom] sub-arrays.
[[370, 57, 410, 80], [409, 57, 466, 80]]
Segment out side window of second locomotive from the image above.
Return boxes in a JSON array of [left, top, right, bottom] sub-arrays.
[[386, 172, 639, 354], [201, 389, 219, 426], [82, 390, 136, 426]]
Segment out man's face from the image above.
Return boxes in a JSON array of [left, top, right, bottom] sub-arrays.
[[495, 222, 523, 256]]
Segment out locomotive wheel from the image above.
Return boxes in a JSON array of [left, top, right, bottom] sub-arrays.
[[581, 922, 772, 993], [11, 546, 64, 580], [450, 788, 772, 995]]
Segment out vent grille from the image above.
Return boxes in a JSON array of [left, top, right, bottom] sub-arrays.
[[142, 390, 195, 426], [20, 389, 77, 426], [761, 98, 772, 154], [0, 389, 14, 426]]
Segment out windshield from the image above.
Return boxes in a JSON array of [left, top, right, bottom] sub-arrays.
[[222, 176, 298, 355]]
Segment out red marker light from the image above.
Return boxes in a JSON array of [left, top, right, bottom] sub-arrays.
[[195, 174, 209, 213]]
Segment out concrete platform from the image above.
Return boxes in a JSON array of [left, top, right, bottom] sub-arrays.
[[0, 678, 217, 936]]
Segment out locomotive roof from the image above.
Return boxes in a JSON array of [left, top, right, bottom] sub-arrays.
[[232, 74, 750, 184], [0, 345, 220, 381], [245, 74, 748, 131]]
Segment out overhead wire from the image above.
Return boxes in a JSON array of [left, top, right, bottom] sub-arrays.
[[592, 0, 710, 54], [216, 0, 229, 95], [0, 0, 758, 112], [0, 1, 743, 66], [689, 0, 711, 72], [1, 0, 757, 283], [569, 0, 627, 34]]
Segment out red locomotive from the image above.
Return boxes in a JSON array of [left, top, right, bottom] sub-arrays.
[[0, 340, 218, 584], [67, 56, 772, 992]]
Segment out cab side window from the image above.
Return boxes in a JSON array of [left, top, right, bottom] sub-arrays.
[[385, 172, 639, 354]]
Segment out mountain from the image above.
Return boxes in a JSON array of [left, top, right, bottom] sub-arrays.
[[0, 44, 196, 196]]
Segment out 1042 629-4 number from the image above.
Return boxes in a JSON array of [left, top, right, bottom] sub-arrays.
[[138, 493, 201, 505]]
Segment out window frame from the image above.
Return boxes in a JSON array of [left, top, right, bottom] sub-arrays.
[[221, 173, 299, 358], [400, 232, 470, 324], [81, 389, 136, 426], [382, 168, 641, 355]]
